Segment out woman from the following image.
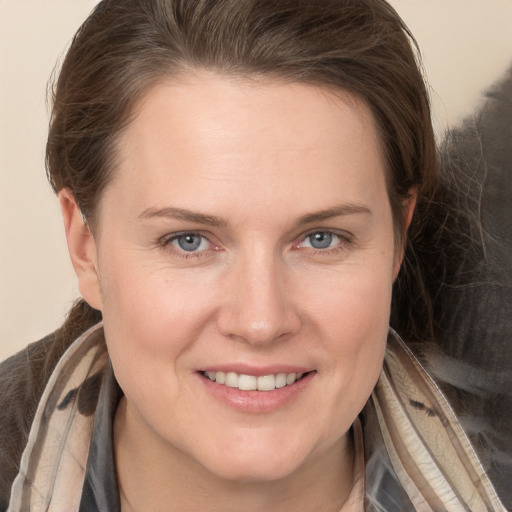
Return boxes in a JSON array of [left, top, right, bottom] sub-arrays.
[[0, 0, 507, 510]]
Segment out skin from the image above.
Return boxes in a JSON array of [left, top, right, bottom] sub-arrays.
[[60, 74, 415, 511]]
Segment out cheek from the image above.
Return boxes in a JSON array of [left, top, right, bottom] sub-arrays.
[[306, 261, 392, 398], [303, 259, 393, 337], [97, 255, 219, 389], [282, 263, 391, 450], [336, 265, 392, 365], [100, 252, 213, 329], [99, 277, 213, 430]]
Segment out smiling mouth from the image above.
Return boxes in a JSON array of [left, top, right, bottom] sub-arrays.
[[201, 371, 310, 391]]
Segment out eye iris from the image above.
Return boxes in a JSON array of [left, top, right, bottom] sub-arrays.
[[309, 232, 332, 249], [177, 234, 202, 251]]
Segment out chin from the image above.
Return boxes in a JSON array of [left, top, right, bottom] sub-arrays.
[[194, 433, 309, 483], [207, 455, 303, 484]]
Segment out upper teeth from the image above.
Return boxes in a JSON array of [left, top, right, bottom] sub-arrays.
[[203, 371, 304, 391]]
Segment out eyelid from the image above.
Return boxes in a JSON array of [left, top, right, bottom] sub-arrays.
[[159, 231, 221, 257], [293, 228, 353, 251], [158, 228, 352, 257]]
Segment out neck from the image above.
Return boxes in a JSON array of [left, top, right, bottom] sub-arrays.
[[114, 397, 356, 512]]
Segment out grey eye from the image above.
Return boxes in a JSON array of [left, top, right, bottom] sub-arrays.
[[176, 234, 203, 251], [308, 232, 333, 249]]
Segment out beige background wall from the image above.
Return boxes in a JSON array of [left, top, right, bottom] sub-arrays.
[[1, 0, 512, 361]]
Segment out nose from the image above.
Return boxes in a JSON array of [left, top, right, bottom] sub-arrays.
[[216, 251, 301, 346]]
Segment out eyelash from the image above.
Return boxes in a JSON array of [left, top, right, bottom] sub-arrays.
[[160, 232, 219, 259], [159, 229, 352, 258], [294, 230, 352, 254]]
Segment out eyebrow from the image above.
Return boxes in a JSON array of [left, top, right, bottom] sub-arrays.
[[136, 206, 228, 227], [136, 202, 371, 228], [294, 203, 372, 228]]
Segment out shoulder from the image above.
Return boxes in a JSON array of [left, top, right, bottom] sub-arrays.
[[0, 331, 72, 510]]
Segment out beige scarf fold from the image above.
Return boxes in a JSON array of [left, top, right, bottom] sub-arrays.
[[8, 323, 106, 512], [7, 325, 506, 511], [373, 332, 505, 511]]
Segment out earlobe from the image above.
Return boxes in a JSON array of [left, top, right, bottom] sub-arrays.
[[403, 188, 418, 231], [59, 189, 103, 310], [393, 188, 418, 279]]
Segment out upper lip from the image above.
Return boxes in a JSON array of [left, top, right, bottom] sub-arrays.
[[197, 364, 314, 376]]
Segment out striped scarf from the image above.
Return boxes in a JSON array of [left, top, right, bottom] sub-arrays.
[[7, 324, 506, 511]]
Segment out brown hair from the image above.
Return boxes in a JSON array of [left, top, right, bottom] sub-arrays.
[[46, 0, 438, 343]]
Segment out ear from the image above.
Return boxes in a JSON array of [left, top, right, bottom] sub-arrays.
[[403, 188, 417, 231], [59, 189, 103, 310], [393, 188, 418, 278]]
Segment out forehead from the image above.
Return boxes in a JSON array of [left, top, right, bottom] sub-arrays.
[[105, 74, 387, 222], [123, 73, 379, 157]]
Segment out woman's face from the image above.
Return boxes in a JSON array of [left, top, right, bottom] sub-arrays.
[[81, 75, 399, 482]]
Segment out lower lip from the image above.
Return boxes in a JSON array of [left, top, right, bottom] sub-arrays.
[[197, 372, 316, 413]]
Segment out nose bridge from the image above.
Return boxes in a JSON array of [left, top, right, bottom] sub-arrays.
[[218, 244, 299, 344]]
